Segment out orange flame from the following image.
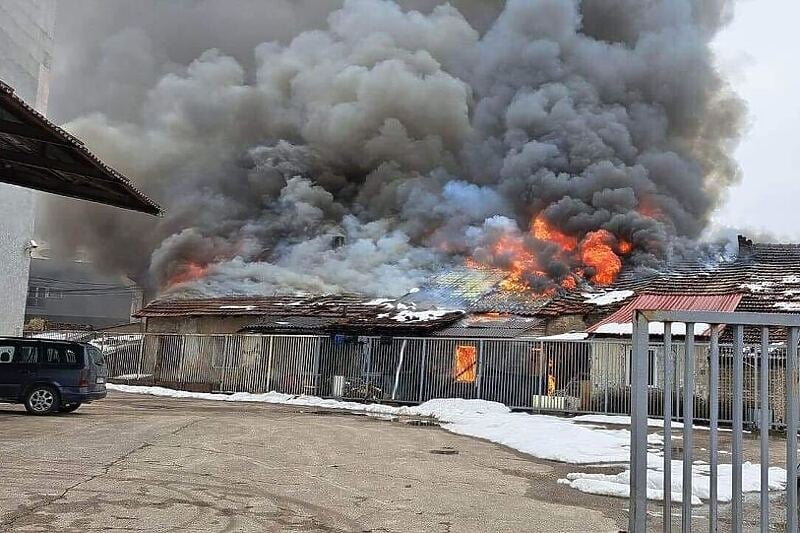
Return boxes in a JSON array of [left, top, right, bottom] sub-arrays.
[[466, 213, 633, 292], [165, 262, 209, 288], [581, 230, 622, 286], [532, 215, 578, 251]]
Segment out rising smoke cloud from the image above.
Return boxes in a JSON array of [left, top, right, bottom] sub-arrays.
[[41, 0, 743, 297]]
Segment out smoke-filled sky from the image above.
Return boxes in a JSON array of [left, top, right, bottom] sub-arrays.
[[39, 0, 756, 298]]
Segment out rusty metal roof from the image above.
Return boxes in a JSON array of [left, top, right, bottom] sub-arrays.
[[588, 293, 744, 334], [0, 80, 161, 215]]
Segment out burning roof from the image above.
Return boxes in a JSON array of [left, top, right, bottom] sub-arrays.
[[538, 236, 800, 339], [0, 80, 161, 215]]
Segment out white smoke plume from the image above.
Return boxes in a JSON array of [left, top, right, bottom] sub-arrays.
[[41, 0, 743, 297]]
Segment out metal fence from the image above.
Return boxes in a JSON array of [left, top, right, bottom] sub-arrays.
[[29, 330, 794, 429], [629, 311, 800, 533]]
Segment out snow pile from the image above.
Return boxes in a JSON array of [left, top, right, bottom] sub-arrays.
[[561, 461, 787, 505], [108, 384, 787, 504]]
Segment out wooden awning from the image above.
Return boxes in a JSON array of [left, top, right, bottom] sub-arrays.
[[0, 80, 161, 215]]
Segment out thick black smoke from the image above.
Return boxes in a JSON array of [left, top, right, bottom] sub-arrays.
[[41, 0, 743, 297]]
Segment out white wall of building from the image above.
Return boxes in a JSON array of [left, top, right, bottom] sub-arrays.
[[0, 0, 56, 335]]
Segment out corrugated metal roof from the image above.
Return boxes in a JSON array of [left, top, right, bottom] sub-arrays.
[[588, 293, 743, 334]]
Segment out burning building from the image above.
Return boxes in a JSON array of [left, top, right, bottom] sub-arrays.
[[40, 0, 743, 306]]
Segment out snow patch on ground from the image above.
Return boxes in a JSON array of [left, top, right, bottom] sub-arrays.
[[108, 384, 786, 504]]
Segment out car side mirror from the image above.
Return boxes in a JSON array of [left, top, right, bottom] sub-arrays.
[[0, 352, 11, 363]]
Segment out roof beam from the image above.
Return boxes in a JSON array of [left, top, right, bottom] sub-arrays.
[[0, 148, 108, 180], [0, 119, 75, 147]]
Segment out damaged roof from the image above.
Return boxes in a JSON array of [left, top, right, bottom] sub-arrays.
[[542, 236, 800, 339], [0, 80, 161, 215], [407, 265, 554, 316], [137, 294, 464, 335]]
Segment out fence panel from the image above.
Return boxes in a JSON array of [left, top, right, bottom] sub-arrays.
[[30, 330, 798, 431]]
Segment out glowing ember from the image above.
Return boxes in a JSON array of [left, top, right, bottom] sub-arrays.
[[581, 230, 622, 286], [618, 239, 633, 255], [166, 262, 209, 288]]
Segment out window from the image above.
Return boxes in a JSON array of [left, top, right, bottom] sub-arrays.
[[453, 345, 477, 383], [0, 346, 14, 364], [27, 286, 45, 308], [628, 348, 657, 387], [41, 345, 82, 368], [14, 346, 37, 364], [45, 288, 63, 299], [88, 346, 105, 367]]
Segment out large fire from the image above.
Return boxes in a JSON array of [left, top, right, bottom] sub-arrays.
[[470, 214, 632, 294], [164, 262, 210, 289]]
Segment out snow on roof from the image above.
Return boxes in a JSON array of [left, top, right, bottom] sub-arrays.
[[219, 305, 257, 311], [581, 290, 634, 306], [593, 322, 711, 336], [537, 332, 590, 340]]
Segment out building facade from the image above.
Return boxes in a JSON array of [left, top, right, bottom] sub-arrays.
[[25, 257, 144, 329], [0, 0, 56, 335]]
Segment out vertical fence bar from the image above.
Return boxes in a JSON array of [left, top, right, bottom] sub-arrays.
[[630, 311, 649, 533], [759, 327, 770, 533], [417, 339, 427, 403], [663, 323, 673, 533], [477, 339, 484, 400], [732, 325, 744, 533], [709, 327, 720, 532], [683, 324, 695, 533], [787, 326, 799, 532]]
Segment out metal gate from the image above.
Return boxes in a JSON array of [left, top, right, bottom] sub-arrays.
[[629, 310, 800, 532]]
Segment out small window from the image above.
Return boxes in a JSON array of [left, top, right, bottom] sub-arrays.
[[0, 346, 13, 364]]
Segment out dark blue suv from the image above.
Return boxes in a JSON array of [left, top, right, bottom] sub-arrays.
[[0, 338, 108, 415]]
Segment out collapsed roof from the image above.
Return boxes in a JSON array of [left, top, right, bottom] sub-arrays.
[[136, 294, 464, 335], [0, 80, 161, 215]]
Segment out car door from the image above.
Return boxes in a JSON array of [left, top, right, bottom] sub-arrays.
[[0, 343, 38, 399]]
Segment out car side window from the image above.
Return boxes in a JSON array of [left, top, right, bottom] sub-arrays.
[[0, 345, 13, 364], [41, 345, 81, 368], [14, 345, 37, 364]]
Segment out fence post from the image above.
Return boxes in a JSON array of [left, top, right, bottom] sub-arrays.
[[418, 339, 428, 403], [219, 335, 229, 391], [476, 340, 484, 399], [265, 335, 274, 392], [629, 311, 649, 533], [135, 333, 146, 384]]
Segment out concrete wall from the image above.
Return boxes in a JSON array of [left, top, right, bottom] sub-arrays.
[[0, 0, 56, 336]]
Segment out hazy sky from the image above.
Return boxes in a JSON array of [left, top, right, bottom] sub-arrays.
[[712, 0, 800, 239]]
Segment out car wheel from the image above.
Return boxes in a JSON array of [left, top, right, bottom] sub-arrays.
[[59, 403, 81, 413], [24, 386, 60, 415]]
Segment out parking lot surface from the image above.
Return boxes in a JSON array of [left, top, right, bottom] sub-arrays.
[[0, 392, 625, 532]]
